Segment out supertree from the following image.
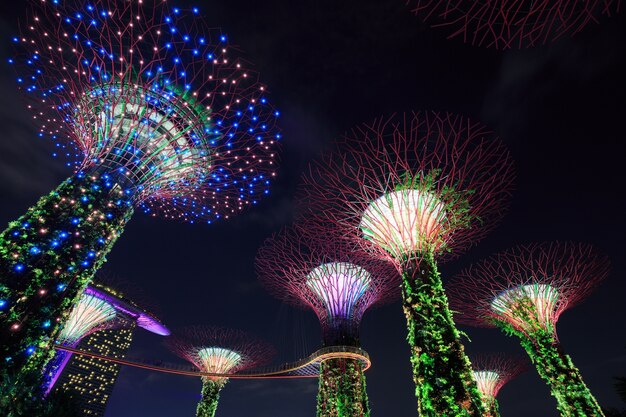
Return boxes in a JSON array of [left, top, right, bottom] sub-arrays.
[[470, 353, 528, 417], [256, 225, 398, 417], [406, 0, 621, 49], [0, 0, 280, 384], [298, 111, 515, 417], [42, 280, 169, 395], [166, 326, 274, 417], [449, 242, 610, 417]]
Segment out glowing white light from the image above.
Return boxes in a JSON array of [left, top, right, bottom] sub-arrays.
[[360, 189, 446, 258], [473, 370, 500, 399], [57, 294, 116, 345], [491, 284, 559, 333], [76, 84, 209, 192], [197, 347, 242, 375], [306, 262, 371, 320]]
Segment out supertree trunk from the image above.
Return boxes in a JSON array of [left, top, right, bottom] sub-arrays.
[[483, 397, 500, 417], [401, 252, 485, 417], [0, 172, 133, 384], [317, 358, 370, 417], [197, 378, 223, 417], [515, 330, 604, 417]]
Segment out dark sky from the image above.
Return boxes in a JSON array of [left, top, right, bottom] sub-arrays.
[[1, 1, 626, 416]]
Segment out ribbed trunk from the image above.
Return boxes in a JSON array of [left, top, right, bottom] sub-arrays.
[[401, 252, 485, 417], [517, 331, 604, 417], [197, 378, 223, 417], [317, 358, 370, 417], [0, 172, 134, 389]]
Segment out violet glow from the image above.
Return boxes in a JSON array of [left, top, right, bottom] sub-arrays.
[[83, 286, 170, 336], [306, 262, 372, 322]]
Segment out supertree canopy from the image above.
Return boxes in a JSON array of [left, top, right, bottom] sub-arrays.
[[167, 326, 273, 417], [298, 111, 515, 417], [257, 226, 398, 346], [56, 294, 116, 346], [449, 242, 610, 417], [470, 353, 528, 417], [257, 225, 398, 417], [43, 280, 169, 395], [0, 0, 280, 385], [406, 0, 621, 49]]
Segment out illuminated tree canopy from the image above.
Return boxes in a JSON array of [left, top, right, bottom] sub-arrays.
[[14, 0, 281, 221], [257, 226, 395, 417], [450, 242, 610, 337], [299, 111, 514, 265], [450, 242, 610, 417], [470, 353, 528, 417], [256, 226, 398, 345], [56, 293, 117, 346], [167, 326, 274, 417]]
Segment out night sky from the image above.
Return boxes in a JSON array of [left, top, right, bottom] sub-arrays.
[[1, 1, 626, 416]]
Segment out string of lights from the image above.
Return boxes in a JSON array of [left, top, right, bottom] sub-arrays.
[[0, 0, 281, 389]]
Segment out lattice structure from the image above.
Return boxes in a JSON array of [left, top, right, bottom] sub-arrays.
[[257, 226, 398, 346], [14, 0, 280, 219], [0, 0, 280, 388], [167, 326, 273, 417], [450, 242, 610, 417], [298, 111, 514, 417], [407, 0, 621, 49], [299, 111, 514, 266], [449, 242, 609, 337], [470, 353, 528, 417]]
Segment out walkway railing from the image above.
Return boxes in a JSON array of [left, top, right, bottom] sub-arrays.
[[55, 345, 371, 379]]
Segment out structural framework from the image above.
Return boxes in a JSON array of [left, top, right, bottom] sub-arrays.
[[298, 111, 515, 417], [407, 0, 621, 49], [0, 0, 280, 388], [257, 225, 398, 417], [167, 326, 274, 417], [470, 353, 528, 417], [449, 242, 610, 417]]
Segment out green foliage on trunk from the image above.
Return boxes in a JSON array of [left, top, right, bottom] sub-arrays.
[[0, 173, 134, 389], [317, 358, 370, 417], [500, 322, 604, 417], [0, 368, 81, 416], [197, 378, 223, 417], [481, 395, 500, 417], [401, 252, 485, 417]]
